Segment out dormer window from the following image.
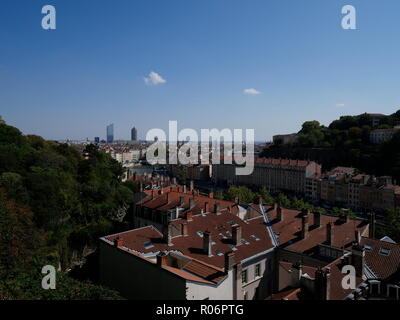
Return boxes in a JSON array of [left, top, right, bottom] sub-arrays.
[[143, 240, 154, 249], [364, 244, 373, 251], [379, 247, 391, 256]]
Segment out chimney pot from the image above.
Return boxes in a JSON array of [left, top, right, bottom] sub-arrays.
[[113, 237, 123, 247], [326, 222, 333, 246], [276, 204, 283, 222], [181, 223, 188, 236], [313, 211, 321, 228], [203, 231, 212, 256], [214, 202, 221, 215], [301, 215, 309, 239], [224, 251, 235, 272], [232, 225, 242, 246], [156, 252, 168, 267], [189, 198, 195, 210]]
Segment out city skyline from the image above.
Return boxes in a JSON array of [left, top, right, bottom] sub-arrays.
[[1, 0, 400, 141]]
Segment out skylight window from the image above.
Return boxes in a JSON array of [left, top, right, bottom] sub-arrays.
[[197, 231, 204, 238], [250, 235, 260, 241], [379, 247, 391, 256], [215, 249, 224, 256], [241, 239, 250, 245], [219, 233, 227, 239], [364, 244, 373, 251], [227, 221, 236, 226], [143, 241, 154, 249], [229, 244, 238, 251]]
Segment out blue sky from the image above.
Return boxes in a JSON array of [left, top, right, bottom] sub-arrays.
[[1, 0, 400, 141]]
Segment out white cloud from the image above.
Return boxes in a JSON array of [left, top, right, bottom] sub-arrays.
[[335, 103, 345, 108], [144, 71, 166, 85], [244, 88, 261, 95]]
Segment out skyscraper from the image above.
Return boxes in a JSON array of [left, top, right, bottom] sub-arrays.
[[0, 116, 5, 124], [131, 127, 138, 141], [107, 124, 114, 143]]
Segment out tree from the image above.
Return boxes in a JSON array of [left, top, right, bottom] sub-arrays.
[[383, 208, 400, 243], [225, 186, 255, 204], [258, 187, 274, 205]]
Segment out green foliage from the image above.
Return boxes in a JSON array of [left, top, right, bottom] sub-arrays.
[[276, 193, 290, 208], [383, 208, 400, 243], [0, 123, 133, 299], [0, 268, 123, 300], [258, 187, 275, 205], [225, 186, 255, 203]]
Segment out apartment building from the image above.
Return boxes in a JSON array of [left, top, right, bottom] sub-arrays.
[[370, 127, 400, 144], [305, 167, 400, 211], [212, 158, 321, 194]]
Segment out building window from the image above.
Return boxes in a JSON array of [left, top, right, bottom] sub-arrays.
[[242, 270, 248, 284], [255, 264, 261, 278]]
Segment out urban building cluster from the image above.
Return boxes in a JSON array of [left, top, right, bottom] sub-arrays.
[[102, 123, 138, 144], [306, 167, 400, 211], [99, 183, 400, 300]]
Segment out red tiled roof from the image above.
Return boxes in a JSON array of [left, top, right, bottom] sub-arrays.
[[266, 206, 368, 253], [322, 257, 363, 300], [361, 237, 400, 280], [254, 158, 313, 167]]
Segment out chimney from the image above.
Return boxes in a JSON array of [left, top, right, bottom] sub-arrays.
[[315, 268, 331, 300], [326, 222, 333, 246], [276, 204, 283, 222], [351, 244, 365, 277], [355, 229, 361, 244], [232, 225, 242, 246], [203, 231, 212, 256], [185, 211, 193, 221], [258, 196, 263, 205], [166, 192, 170, 203], [189, 198, 196, 210], [179, 196, 185, 206], [234, 196, 239, 204], [190, 180, 194, 191], [183, 185, 187, 193], [113, 237, 123, 247], [163, 225, 173, 246], [313, 211, 321, 228], [224, 252, 235, 273], [156, 252, 168, 267], [369, 212, 376, 239], [273, 203, 278, 211], [209, 192, 214, 199], [172, 177, 177, 185], [204, 202, 209, 213], [214, 202, 221, 215], [301, 215, 309, 239], [140, 181, 143, 192], [291, 262, 302, 286], [339, 214, 348, 224], [181, 223, 188, 236]]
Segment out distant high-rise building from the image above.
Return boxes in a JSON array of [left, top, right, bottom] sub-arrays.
[[0, 116, 5, 124], [131, 127, 138, 141], [107, 124, 114, 143], [94, 137, 100, 143]]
